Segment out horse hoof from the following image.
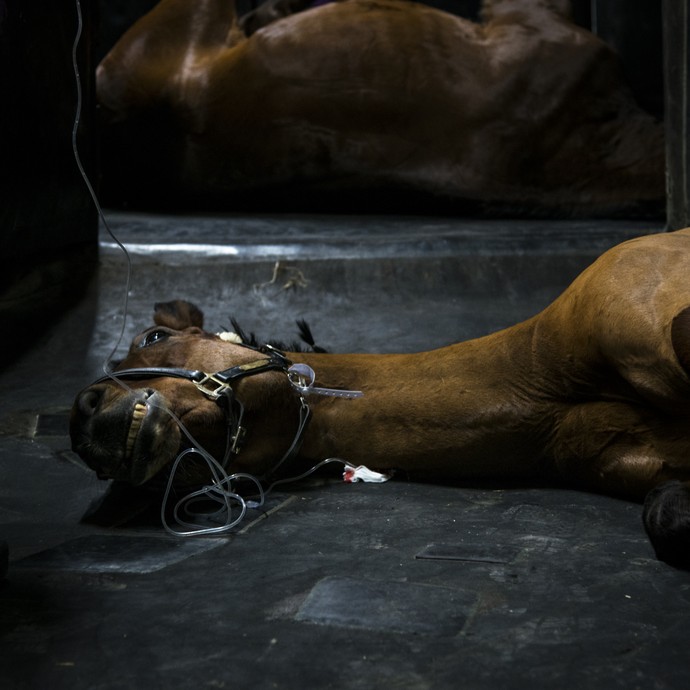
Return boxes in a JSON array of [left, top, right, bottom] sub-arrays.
[[643, 480, 690, 569]]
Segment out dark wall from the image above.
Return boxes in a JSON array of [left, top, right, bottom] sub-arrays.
[[0, 0, 98, 364], [591, 0, 663, 120]]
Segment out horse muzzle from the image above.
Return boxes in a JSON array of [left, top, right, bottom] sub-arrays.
[[70, 384, 181, 485]]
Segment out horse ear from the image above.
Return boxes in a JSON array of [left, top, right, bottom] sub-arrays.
[[153, 300, 204, 330]]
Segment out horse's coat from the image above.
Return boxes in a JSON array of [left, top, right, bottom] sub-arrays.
[[96, 0, 664, 214], [71, 229, 690, 567]]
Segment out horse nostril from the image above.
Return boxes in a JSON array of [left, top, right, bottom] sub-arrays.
[[77, 388, 103, 417]]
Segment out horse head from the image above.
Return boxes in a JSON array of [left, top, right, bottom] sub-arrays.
[[70, 301, 309, 486]]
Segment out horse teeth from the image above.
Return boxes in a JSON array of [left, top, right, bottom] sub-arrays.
[[126, 402, 148, 458], [132, 402, 147, 420]]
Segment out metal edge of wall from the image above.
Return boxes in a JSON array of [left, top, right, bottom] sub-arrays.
[[664, 0, 690, 230]]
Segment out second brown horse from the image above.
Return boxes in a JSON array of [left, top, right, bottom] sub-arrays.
[[97, 0, 664, 214]]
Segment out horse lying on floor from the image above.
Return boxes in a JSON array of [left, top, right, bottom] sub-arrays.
[[71, 229, 690, 568], [96, 0, 663, 215]]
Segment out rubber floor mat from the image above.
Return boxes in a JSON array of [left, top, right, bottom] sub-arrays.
[[295, 575, 475, 636]]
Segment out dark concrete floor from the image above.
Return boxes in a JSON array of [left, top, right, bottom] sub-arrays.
[[2, 213, 689, 690]]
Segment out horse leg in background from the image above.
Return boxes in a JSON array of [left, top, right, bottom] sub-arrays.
[[549, 401, 690, 568]]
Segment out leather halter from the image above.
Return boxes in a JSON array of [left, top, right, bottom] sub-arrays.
[[92, 347, 310, 480]]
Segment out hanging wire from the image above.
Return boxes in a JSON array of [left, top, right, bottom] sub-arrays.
[[72, 0, 132, 374]]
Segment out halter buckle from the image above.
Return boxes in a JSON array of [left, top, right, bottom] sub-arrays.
[[193, 373, 233, 400], [229, 425, 247, 454]]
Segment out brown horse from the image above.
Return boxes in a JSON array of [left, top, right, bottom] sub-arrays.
[[96, 0, 664, 214], [71, 229, 690, 567]]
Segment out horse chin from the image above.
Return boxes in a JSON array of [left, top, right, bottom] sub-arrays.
[[126, 445, 179, 487]]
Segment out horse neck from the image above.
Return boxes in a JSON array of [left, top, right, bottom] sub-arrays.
[[289, 318, 553, 475]]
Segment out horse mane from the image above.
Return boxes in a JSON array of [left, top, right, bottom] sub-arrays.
[[228, 317, 329, 354]]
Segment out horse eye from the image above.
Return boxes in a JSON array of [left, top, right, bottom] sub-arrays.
[[140, 329, 169, 348]]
